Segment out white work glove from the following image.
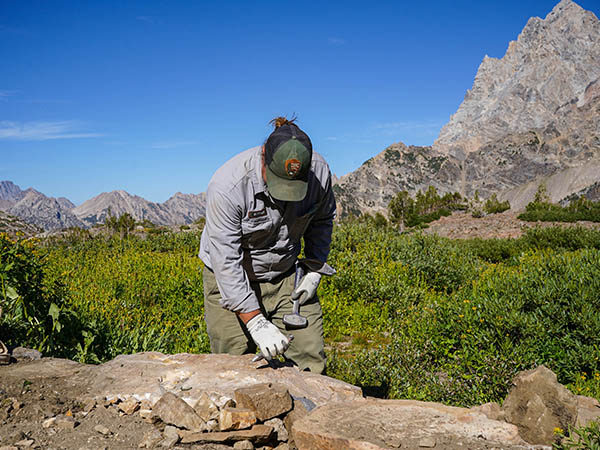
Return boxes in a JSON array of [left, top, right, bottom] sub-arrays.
[[246, 314, 290, 360], [291, 272, 322, 305]]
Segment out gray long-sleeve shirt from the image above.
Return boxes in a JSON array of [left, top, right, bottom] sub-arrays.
[[199, 146, 336, 313]]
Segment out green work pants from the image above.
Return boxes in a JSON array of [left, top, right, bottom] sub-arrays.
[[203, 266, 326, 374]]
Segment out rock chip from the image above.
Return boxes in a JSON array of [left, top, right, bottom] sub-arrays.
[[94, 424, 110, 435], [179, 424, 273, 445], [42, 417, 57, 428], [13, 440, 34, 448], [219, 407, 257, 431], [139, 429, 163, 449], [206, 419, 219, 432], [293, 399, 528, 450], [264, 418, 287, 442], [118, 397, 140, 415], [159, 425, 180, 447], [233, 440, 254, 450], [54, 414, 77, 429], [235, 383, 293, 421], [501, 365, 578, 445], [83, 398, 96, 413], [152, 392, 206, 431]]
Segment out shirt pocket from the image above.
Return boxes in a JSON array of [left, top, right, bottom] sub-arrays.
[[241, 216, 276, 249], [288, 203, 320, 241]]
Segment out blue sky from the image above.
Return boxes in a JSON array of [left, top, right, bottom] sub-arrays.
[[1, 0, 598, 204]]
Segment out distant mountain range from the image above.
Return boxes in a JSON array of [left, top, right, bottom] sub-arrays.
[[0, 181, 206, 231], [335, 0, 600, 217]]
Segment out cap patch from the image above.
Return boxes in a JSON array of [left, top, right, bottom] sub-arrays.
[[285, 159, 302, 177]]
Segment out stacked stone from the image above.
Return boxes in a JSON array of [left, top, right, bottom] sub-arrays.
[[90, 382, 308, 449]]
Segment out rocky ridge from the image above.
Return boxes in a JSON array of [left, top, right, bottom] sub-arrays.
[[1, 352, 599, 449], [335, 0, 600, 217], [0, 181, 207, 231]]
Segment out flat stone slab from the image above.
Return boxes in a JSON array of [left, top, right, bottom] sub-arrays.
[[0, 353, 362, 409], [293, 399, 536, 450]]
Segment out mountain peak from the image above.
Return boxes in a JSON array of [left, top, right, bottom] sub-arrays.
[[434, 0, 600, 157]]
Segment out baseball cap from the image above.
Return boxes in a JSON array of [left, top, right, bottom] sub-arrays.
[[264, 122, 312, 202]]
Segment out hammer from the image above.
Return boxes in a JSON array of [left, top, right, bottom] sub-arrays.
[[283, 263, 309, 329]]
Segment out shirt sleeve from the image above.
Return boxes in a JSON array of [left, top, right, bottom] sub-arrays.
[[303, 169, 336, 263], [204, 184, 260, 313]]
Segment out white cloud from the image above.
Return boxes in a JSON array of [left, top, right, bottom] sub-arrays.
[[0, 120, 103, 140]]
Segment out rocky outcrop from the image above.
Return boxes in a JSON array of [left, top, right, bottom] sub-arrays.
[[334, 144, 460, 218], [293, 399, 530, 449], [0, 181, 26, 210], [435, 0, 600, 158], [0, 210, 42, 239], [8, 189, 86, 231], [501, 366, 579, 445]]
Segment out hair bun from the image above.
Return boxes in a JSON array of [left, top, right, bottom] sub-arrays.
[[269, 116, 297, 129]]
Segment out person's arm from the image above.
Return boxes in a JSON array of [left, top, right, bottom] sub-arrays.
[[204, 184, 289, 358], [204, 184, 259, 314]]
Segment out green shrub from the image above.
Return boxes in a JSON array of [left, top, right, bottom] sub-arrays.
[[519, 195, 600, 223], [0, 234, 91, 360], [388, 186, 464, 228], [483, 194, 510, 214]]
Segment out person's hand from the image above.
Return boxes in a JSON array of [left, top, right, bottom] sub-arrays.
[[246, 314, 290, 360], [291, 272, 321, 305]]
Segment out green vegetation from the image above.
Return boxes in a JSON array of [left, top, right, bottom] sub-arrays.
[[554, 421, 600, 450], [483, 193, 511, 214], [388, 186, 465, 227], [1, 221, 599, 409], [519, 184, 600, 223]]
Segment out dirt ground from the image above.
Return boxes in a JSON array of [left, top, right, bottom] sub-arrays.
[[0, 360, 240, 450], [423, 211, 600, 239], [0, 364, 156, 449]]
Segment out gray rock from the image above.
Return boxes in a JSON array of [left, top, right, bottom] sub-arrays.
[[233, 441, 254, 450], [139, 429, 163, 448], [263, 418, 287, 442], [152, 392, 206, 432], [576, 395, 600, 428], [234, 383, 293, 422], [54, 414, 77, 429], [160, 426, 180, 447], [11, 347, 42, 361], [502, 365, 578, 445]]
